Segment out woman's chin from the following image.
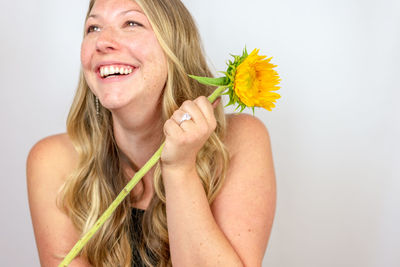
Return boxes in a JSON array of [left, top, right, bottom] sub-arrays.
[[100, 98, 132, 112]]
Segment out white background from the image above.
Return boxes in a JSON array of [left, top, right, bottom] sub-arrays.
[[0, 0, 399, 266]]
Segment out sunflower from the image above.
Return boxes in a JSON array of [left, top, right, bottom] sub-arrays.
[[189, 47, 281, 112], [233, 49, 281, 111]]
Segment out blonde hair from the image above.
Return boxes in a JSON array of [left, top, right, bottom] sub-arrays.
[[57, 0, 229, 266]]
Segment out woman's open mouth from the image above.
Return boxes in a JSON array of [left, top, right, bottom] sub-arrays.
[[96, 64, 137, 82]]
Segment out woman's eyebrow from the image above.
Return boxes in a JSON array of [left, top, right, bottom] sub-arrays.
[[88, 9, 145, 20]]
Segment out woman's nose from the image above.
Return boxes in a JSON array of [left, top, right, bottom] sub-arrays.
[[95, 27, 120, 53]]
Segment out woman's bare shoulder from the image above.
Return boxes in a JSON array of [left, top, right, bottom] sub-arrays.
[[225, 113, 271, 156], [28, 133, 77, 158], [27, 135, 91, 265], [27, 133, 78, 181]]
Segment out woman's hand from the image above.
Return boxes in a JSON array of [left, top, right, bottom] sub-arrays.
[[161, 96, 220, 173]]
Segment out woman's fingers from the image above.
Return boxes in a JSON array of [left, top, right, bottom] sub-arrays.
[[161, 96, 219, 167], [180, 100, 206, 124], [171, 109, 196, 132], [212, 96, 221, 109], [193, 96, 217, 131], [166, 96, 219, 138], [163, 117, 183, 137]]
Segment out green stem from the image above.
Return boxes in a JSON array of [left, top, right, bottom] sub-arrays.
[[59, 86, 229, 266], [58, 143, 164, 266], [208, 85, 229, 103]]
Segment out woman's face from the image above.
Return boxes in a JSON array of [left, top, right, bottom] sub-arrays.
[[81, 0, 168, 111]]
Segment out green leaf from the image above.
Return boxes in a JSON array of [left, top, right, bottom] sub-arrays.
[[188, 75, 229, 86]]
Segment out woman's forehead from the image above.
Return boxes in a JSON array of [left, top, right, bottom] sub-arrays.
[[89, 0, 144, 17]]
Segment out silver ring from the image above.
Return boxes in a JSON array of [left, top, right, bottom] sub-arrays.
[[178, 113, 192, 125]]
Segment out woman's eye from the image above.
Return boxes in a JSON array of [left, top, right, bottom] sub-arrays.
[[125, 21, 142, 28], [86, 25, 100, 34]]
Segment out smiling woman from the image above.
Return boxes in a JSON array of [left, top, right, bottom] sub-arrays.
[[26, 0, 276, 266], [81, 1, 168, 113]]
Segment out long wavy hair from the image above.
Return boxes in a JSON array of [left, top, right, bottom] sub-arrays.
[[56, 0, 229, 266]]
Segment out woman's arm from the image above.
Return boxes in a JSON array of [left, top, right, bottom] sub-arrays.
[[27, 134, 92, 267], [162, 101, 276, 267], [211, 113, 276, 266], [162, 166, 244, 266]]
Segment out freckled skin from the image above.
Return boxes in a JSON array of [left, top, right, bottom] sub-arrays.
[[80, 0, 168, 113]]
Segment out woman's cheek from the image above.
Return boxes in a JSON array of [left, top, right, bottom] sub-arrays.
[[80, 42, 91, 69]]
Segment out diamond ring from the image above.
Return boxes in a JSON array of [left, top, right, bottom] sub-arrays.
[[178, 113, 192, 125]]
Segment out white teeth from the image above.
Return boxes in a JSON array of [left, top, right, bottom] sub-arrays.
[[100, 65, 134, 78], [104, 67, 109, 76]]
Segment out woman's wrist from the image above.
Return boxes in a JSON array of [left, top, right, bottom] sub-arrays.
[[161, 162, 196, 175], [161, 162, 198, 184]]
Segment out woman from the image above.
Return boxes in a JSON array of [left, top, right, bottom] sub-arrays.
[[26, 0, 276, 266]]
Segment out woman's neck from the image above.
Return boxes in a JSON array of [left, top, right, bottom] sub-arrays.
[[111, 104, 164, 168]]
